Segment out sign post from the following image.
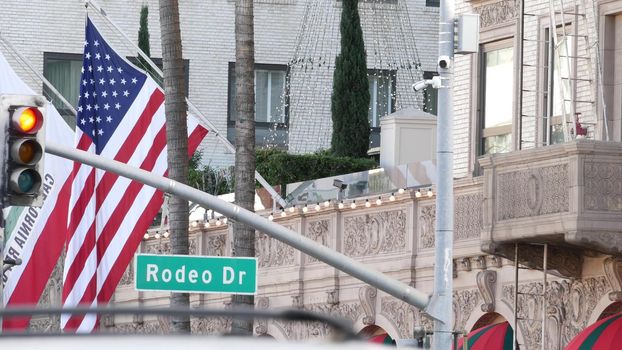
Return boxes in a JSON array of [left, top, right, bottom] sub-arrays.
[[135, 254, 257, 295]]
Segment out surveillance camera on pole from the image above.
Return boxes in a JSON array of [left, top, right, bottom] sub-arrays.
[[412, 76, 442, 92], [0, 94, 47, 208]]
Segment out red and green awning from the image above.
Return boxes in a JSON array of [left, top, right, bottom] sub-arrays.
[[368, 333, 395, 346], [565, 313, 622, 350], [455, 321, 514, 350]]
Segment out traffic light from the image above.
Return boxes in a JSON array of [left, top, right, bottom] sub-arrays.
[[0, 94, 46, 207]]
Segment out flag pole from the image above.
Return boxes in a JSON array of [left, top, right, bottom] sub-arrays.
[[84, 0, 287, 208]]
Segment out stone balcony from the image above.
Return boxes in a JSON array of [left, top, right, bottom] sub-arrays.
[[479, 140, 622, 277]]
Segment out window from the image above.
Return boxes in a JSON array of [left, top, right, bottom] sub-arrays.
[[426, 0, 440, 7], [423, 71, 438, 116], [544, 27, 574, 145], [227, 63, 289, 149], [43, 53, 82, 122], [479, 43, 514, 155], [368, 70, 396, 148]]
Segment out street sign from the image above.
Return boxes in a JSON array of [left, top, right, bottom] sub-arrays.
[[134, 254, 257, 295]]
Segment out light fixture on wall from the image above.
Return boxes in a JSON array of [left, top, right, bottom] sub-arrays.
[[415, 189, 422, 198], [268, 213, 274, 221], [350, 200, 357, 209], [389, 193, 396, 201]]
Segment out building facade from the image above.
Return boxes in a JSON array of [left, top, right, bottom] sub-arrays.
[[6, 0, 622, 349]]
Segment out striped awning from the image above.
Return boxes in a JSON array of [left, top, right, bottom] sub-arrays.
[[455, 321, 514, 350], [368, 333, 395, 346], [565, 313, 622, 350]]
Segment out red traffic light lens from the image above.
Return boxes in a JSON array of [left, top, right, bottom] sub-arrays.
[[13, 107, 43, 134]]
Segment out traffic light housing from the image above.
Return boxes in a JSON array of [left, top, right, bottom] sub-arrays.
[[0, 94, 46, 207]]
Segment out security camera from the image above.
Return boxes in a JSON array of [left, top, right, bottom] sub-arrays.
[[333, 179, 347, 190], [412, 80, 429, 92], [438, 55, 451, 69], [412, 76, 442, 92]]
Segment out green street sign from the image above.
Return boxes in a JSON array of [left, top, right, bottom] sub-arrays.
[[135, 254, 257, 295]]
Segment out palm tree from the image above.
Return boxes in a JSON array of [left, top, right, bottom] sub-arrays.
[[158, 0, 190, 333], [231, 0, 256, 335]]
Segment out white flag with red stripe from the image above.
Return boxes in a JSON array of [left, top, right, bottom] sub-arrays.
[[60, 18, 207, 332], [0, 51, 74, 330]]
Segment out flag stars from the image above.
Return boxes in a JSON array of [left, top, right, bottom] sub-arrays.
[[95, 53, 101, 60], [96, 116, 101, 123], [97, 66, 103, 72], [84, 91, 90, 98], [89, 116, 94, 123], [81, 67, 85, 74], [121, 78, 126, 85], [99, 78, 105, 85], [78, 106, 83, 113], [85, 52, 91, 59], [106, 116, 112, 123], [94, 40, 99, 47], [107, 66, 113, 72], [102, 91, 108, 98], [105, 54, 110, 60], [104, 103, 110, 110], [94, 104, 99, 111], [123, 90, 129, 97], [90, 79, 95, 85], [109, 78, 116, 85], [86, 104, 92, 111], [84, 40, 89, 47], [131, 77, 138, 84], [82, 79, 87, 86], [88, 65, 93, 72], [115, 103, 121, 110], [80, 118, 86, 125], [98, 129, 104, 136], [117, 67, 123, 73], [112, 91, 118, 98]]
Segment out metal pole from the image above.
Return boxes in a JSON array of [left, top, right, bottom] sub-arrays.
[[513, 243, 519, 350], [428, 0, 455, 346], [45, 141, 437, 319], [541, 244, 548, 350], [85, 0, 287, 208]]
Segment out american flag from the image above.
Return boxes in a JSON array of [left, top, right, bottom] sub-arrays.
[[60, 17, 207, 332]]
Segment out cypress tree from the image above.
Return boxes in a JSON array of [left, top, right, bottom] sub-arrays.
[[138, 5, 156, 79], [331, 0, 370, 158]]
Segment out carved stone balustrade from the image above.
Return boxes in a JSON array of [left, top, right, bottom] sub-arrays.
[[479, 140, 622, 277]]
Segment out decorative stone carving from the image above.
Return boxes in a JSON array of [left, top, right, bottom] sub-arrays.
[[476, 270, 497, 312], [472, 255, 487, 270], [344, 209, 406, 256], [453, 289, 480, 332], [456, 257, 472, 272], [486, 255, 503, 269], [144, 239, 170, 255], [326, 289, 339, 305], [455, 193, 484, 240], [474, 0, 519, 28], [189, 238, 198, 255], [256, 230, 296, 268], [604, 257, 622, 301], [359, 286, 377, 325], [502, 276, 610, 349], [419, 205, 436, 249], [305, 219, 329, 264], [584, 162, 622, 212], [274, 303, 361, 341], [102, 314, 114, 327], [206, 234, 226, 256], [109, 320, 163, 334], [496, 164, 569, 221], [255, 297, 270, 335], [191, 317, 232, 335], [419, 193, 483, 249], [292, 295, 303, 309], [381, 298, 417, 339]]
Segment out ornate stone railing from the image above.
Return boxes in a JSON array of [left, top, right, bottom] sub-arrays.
[[479, 140, 622, 277]]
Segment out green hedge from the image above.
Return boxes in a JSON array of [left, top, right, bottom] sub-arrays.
[[256, 149, 377, 190]]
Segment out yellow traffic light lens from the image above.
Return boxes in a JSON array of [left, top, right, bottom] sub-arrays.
[[18, 141, 36, 163], [14, 107, 43, 134]]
